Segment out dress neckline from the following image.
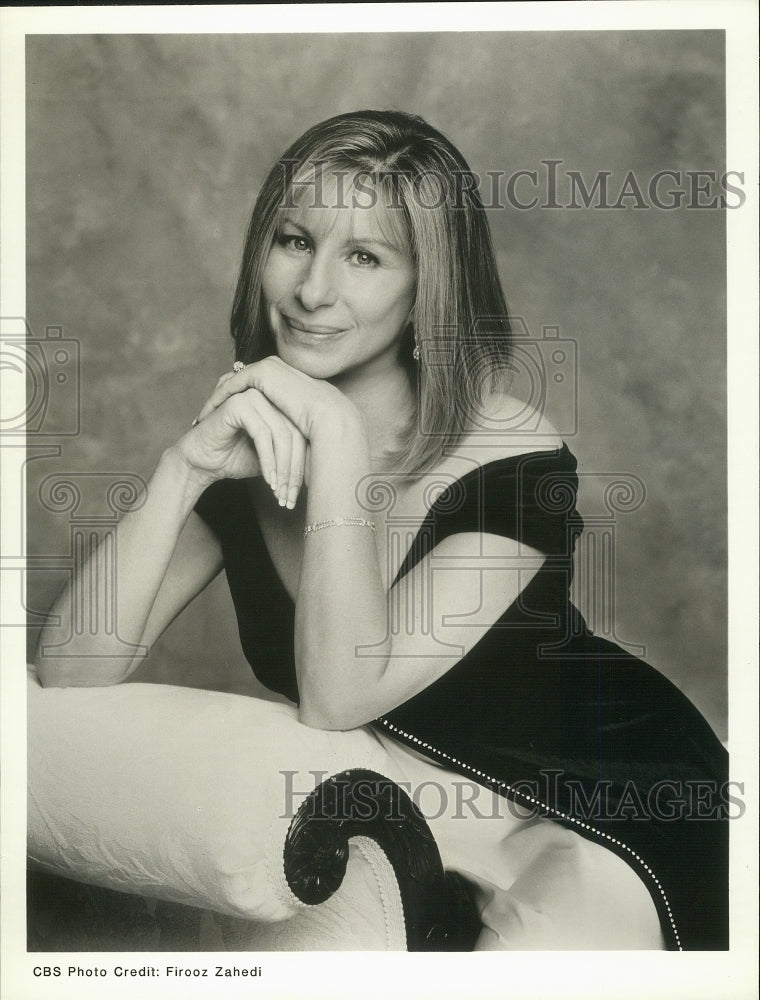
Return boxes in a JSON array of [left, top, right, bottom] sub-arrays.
[[252, 442, 572, 603], [389, 442, 572, 586]]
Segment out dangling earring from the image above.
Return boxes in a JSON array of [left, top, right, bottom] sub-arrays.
[[410, 322, 420, 362]]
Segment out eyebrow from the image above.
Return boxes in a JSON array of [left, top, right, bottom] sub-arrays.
[[278, 217, 404, 255]]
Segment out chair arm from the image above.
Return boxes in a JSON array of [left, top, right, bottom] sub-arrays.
[[283, 769, 482, 951]]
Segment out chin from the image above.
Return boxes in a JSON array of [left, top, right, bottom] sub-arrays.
[[276, 341, 346, 380]]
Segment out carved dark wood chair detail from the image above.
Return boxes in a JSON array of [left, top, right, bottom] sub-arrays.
[[283, 768, 482, 951]]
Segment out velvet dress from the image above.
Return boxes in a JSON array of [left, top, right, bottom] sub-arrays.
[[195, 443, 728, 951]]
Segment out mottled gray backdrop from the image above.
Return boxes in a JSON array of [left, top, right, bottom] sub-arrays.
[[25, 32, 727, 737]]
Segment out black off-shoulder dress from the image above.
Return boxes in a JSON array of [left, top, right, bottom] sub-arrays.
[[195, 444, 729, 951]]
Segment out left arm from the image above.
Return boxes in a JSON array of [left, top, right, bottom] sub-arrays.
[[301, 530, 544, 729], [295, 409, 546, 730], [294, 406, 388, 728], [195, 357, 544, 730]]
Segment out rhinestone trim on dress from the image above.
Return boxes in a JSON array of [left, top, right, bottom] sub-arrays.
[[376, 715, 682, 950]]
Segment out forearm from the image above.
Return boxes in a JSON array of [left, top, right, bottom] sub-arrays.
[[35, 446, 208, 687], [295, 413, 390, 728]]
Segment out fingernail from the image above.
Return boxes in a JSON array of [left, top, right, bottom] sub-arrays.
[[278, 485, 288, 504], [191, 417, 199, 427], [287, 486, 299, 508], [269, 472, 278, 491]]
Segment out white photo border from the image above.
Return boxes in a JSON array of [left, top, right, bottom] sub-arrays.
[[2, 4, 757, 999]]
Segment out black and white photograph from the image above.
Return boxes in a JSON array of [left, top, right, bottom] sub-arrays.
[[1, 3, 757, 999]]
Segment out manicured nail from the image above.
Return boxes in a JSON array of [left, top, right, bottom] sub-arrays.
[[287, 486, 299, 509], [269, 472, 278, 491], [278, 485, 288, 505], [191, 417, 199, 428]]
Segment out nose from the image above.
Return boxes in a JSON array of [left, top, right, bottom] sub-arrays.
[[294, 252, 337, 312]]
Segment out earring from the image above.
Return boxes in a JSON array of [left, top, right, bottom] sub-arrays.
[[411, 324, 420, 362]]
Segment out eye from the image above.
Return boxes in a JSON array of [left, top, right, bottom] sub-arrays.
[[277, 232, 311, 254], [350, 249, 379, 268]]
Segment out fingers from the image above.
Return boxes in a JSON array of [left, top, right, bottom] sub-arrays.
[[269, 404, 293, 505], [221, 393, 277, 490], [195, 363, 268, 424], [303, 443, 312, 489], [194, 357, 315, 436], [221, 389, 306, 510], [191, 360, 310, 507], [286, 431, 307, 508]]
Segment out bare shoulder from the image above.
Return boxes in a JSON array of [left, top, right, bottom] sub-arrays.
[[383, 393, 565, 535], [449, 392, 563, 471]]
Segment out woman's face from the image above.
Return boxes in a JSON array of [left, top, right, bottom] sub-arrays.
[[261, 173, 416, 382]]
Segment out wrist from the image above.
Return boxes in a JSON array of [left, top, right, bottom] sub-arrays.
[[305, 406, 373, 515], [309, 400, 367, 448], [159, 444, 215, 506]]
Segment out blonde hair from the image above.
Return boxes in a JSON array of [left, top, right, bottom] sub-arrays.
[[231, 110, 513, 476]]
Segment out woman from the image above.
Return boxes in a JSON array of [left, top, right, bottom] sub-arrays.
[[36, 110, 728, 950]]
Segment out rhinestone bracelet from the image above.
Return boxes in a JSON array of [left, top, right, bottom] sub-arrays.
[[303, 517, 376, 539]]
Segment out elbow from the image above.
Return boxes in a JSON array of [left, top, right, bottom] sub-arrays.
[[298, 701, 359, 732], [297, 684, 370, 732], [34, 655, 132, 689], [295, 651, 389, 731], [35, 663, 77, 690], [35, 663, 62, 689], [33, 651, 67, 689], [35, 662, 79, 689]]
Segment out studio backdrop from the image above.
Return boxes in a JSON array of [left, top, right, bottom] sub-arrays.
[[24, 31, 727, 738]]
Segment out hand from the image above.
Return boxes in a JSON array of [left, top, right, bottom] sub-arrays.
[[193, 356, 364, 442], [178, 381, 308, 507]]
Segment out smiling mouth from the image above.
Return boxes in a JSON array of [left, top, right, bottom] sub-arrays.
[[283, 315, 346, 336]]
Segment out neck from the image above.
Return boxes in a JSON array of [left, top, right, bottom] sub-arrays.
[[329, 361, 415, 469]]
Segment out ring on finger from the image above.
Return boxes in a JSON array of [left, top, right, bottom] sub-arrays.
[[232, 361, 245, 373]]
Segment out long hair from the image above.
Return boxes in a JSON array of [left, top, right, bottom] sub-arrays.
[[231, 109, 513, 476]]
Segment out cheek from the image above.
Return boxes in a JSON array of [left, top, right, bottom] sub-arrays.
[[384, 289, 415, 334], [261, 255, 291, 305], [366, 278, 415, 328], [260, 260, 277, 304]]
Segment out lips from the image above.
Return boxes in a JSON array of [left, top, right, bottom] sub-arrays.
[[283, 315, 346, 336]]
